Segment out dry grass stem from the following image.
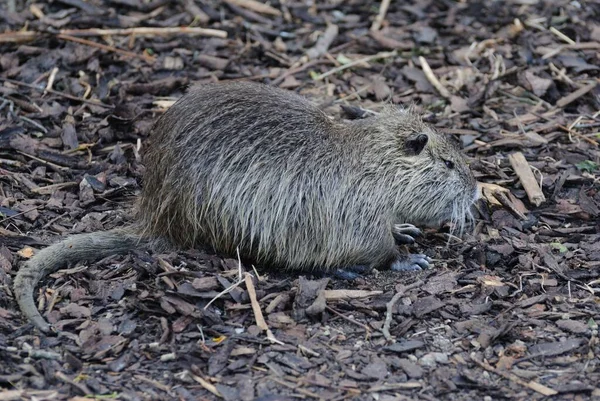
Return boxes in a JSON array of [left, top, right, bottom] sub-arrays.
[[314, 51, 397, 80], [57, 34, 155, 63]]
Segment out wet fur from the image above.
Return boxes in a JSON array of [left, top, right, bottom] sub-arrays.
[[14, 81, 477, 332]]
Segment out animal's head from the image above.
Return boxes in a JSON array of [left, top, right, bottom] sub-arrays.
[[375, 106, 479, 233]]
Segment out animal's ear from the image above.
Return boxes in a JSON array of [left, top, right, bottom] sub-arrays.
[[405, 133, 428, 155]]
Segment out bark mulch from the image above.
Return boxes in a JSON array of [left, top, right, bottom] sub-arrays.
[[1, 0, 599, 400]]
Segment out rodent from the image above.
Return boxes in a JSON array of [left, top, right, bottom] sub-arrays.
[[13, 81, 479, 333]]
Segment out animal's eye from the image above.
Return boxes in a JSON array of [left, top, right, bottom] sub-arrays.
[[444, 159, 454, 169]]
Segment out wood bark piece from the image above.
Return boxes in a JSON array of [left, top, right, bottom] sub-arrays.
[[508, 152, 546, 207]]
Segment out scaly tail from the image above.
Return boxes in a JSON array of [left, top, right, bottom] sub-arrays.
[[13, 228, 144, 333]]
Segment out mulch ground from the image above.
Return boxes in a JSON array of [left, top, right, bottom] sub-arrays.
[[1, 0, 599, 400]]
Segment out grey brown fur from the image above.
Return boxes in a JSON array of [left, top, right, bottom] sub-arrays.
[[14, 81, 478, 333]]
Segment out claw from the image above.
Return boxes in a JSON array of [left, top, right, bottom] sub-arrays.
[[392, 224, 422, 245], [391, 254, 432, 272]]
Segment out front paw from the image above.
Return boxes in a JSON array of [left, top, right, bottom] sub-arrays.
[[392, 223, 422, 245], [390, 254, 432, 272]]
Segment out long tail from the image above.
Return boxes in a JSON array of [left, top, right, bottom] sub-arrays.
[[13, 228, 144, 333]]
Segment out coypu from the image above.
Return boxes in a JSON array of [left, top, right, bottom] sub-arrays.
[[14, 81, 479, 333]]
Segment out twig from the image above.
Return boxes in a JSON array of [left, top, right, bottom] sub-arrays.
[[471, 357, 558, 396], [382, 292, 403, 341], [0, 31, 39, 43], [382, 280, 423, 342], [313, 50, 397, 81], [0, 206, 41, 224], [190, 374, 222, 397], [224, 0, 281, 16], [244, 273, 284, 345], [16, 151, 69, 171], [268, 377, 321, 399], [44, 67, 59, 94], [305, 24, 338, 61], [419, 56, 451, 99], [555, 80, 598, 108], [508, 152, 546, 207], [0, 77, 113, 108], [549, 26, 576, 45], [325, 306, 371, 333], [57, 34, 155, 63], [203, 276, 245, 310], [31, 182, 79, 195], [557, 123, 599, 146], [58, 27, 227, 39], [370, 0, 392, 31], [271, 59, 331, 86], [323, 289, 383, 301]]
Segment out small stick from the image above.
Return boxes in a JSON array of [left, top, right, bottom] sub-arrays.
[[323, 289, 383, 301], [271, 59, 331, 86], [31, 182, 79, 195], [0, 31, 38, 43], [370, 0, 391, 31], [203, 276, 245, 310], [557, 123, 599, 146], [305, 24, 339, 61], [471, 357, 558, 396], [0, 77, 113, 108], [382, 292, 403, 341], [0, 206, 41, 224], [16, 151, 69, 171], [58, 26, 227, 39], [549, 26, 576, 45], [419, 56, 451, 99], [325, 306, 371, 333], [313, 50, 397, 81], [191, 374, 222, 397], [224, 0, 281, 16], [57, 34, 155, 63], [508, 152, 546, 207], [555, 80, 598, 108], [244, 273, 284, 345], [382, 280, 423, 341], [44, 67, 59, 94]]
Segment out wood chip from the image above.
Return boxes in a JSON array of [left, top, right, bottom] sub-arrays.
[[508, 152, 546, 207], [245, 274, 284, 344]]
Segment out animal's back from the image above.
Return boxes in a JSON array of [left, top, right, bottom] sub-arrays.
[[138, 82, 390, 269]]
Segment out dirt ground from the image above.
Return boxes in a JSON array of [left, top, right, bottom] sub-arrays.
[[1, 0, 599, 400]]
